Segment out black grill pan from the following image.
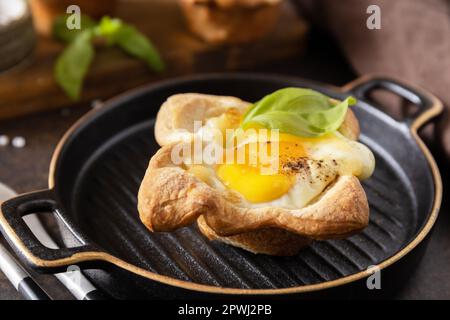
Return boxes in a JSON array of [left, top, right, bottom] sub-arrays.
[[0, 74, 442, 299]]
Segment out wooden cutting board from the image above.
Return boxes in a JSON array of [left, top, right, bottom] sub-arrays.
[[0, 0, 308, 120]]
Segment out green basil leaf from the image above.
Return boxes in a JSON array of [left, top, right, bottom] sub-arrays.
[[54, 30, 94, 100], [52, 15, 97, 43], [241, 88, 356, 137], [245, 112, 327, 137], [112, 24, 165, 72], [243, 88, 329, 122]]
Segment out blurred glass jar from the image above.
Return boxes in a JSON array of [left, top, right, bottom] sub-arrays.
[[29, 0, 117, 36], [180, 0, 282, 45], [0, 0, 36, 72]]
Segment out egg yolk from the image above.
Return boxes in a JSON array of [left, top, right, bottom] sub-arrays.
[[217, 164, 295, 203], [217, 132, 311, 203]]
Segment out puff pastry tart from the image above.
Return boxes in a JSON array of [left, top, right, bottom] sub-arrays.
[[138, 90, 375, 255], [179, 0, 281, 44]]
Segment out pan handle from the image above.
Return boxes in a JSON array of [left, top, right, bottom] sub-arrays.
[[342, 75, 443, 130], [0, 189, 104, 273]]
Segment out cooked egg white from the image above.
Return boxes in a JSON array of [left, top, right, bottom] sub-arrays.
[[183, 109, 375, 210]]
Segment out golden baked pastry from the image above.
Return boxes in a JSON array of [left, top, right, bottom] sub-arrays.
[[179, 0, 282, 44], [138, 91, 375, 256]]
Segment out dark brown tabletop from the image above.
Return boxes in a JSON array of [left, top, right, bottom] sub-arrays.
[[0, 30, 449, 300]]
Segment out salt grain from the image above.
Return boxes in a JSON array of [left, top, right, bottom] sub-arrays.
[[11, 136, 26, 148], [0, 135, 9, 147]]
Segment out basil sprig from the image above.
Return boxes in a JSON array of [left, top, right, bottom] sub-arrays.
[[241, 88, 356, 137], [53, 15, 165, 100]]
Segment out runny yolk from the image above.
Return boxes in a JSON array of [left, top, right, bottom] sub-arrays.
[[217, 164, 295, 203], [216, 132, 309, 203]]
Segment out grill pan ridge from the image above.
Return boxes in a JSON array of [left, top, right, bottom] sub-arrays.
[[0, 74, 443, 298]]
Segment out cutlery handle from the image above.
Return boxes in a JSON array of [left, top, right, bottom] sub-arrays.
[[0, 244, 50, 300], [18, 277, 51, 300]]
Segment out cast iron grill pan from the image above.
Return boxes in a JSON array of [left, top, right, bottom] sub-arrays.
[[0, 74, 440, 297]]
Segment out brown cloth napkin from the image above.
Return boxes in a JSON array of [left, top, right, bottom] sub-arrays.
[[295, 0, 450, 158]]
